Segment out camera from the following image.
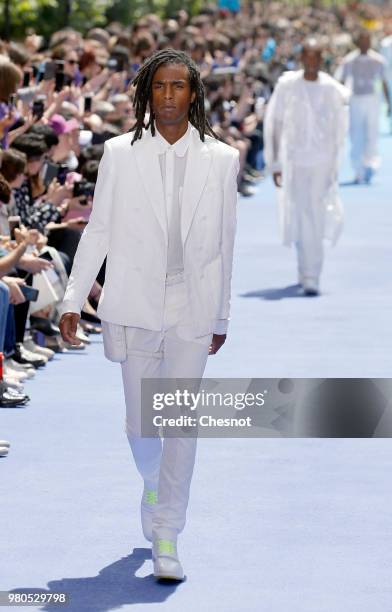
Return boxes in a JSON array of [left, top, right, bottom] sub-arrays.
[[73, 179, 95, 199]]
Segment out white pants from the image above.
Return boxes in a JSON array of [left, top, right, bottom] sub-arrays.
[[121, 271, 212, 537], [349, 93, 380, 178], [290, 163, 332, 286]]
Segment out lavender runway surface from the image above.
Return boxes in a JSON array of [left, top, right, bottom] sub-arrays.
[[1, 130, 392, 611]]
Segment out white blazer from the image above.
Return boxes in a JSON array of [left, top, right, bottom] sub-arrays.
[[61, 124, 240, 343]]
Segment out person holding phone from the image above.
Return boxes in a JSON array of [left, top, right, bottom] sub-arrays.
[[0, 60, 23, 149]]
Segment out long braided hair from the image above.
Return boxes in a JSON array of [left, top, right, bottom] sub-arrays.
[[129, 48, 217, 145]]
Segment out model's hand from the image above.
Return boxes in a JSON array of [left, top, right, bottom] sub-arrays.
[[59, 312, 82, 345], [273, 172, 282, 188], [209, 333, 226, 355]]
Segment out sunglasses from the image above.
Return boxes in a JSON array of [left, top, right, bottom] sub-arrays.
[[66, 59, 79, 65]]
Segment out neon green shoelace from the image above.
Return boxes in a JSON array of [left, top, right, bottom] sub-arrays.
[[157, 539, 176, 556], [145, 490, 158, 505]]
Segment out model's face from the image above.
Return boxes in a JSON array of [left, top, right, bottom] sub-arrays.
[[358, 33, 371, 54], [151, 63, 196, 126], [302, 48, 322, 78]]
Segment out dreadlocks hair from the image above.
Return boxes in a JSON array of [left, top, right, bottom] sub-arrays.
[[129, 48, 217, 145]]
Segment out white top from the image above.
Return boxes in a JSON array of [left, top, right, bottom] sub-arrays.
[[154, 123, 191, 276], [270, 75, 338, 168], [340, 49, 386, 95]]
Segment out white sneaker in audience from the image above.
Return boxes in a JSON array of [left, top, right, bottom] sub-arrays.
[[23, 335, 55, 360], [63, 341, 86, 350], [76, 325, 90, 344], [20, 345, 48, 364], [5, 359, 35, 378], [4, 376, 24, 391], [4, 362, 29, 381]]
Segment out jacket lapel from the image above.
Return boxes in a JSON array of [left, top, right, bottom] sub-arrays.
[[181, 127, 212, 246], [131, 129, 167, 241]]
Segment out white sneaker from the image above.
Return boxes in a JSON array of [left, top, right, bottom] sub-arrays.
[[141, 486, 158, 542], [4, 364, 29, 382], [23, 336, 55, 360], [76, 324, 91, 345], [63, 341, 86, 350], [303, 279, 319, 296], [3, 376, 24, 391], [152, 531, 185, 581], [19, 345, 48, 364], [6, 359, 35, 378], [0, 446, 9, 457], [0, 440, 10, 447]]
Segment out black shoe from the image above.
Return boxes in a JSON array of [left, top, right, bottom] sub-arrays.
[[30, 316, 61, 337], [238, 181, 255, 197], [0, 382, 29, 406], [81, 310, 101, 324], [303, 288, 319, 297], [13, 343, 46, 369]]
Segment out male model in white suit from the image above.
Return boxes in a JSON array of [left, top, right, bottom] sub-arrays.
[[59, 49, 240, 581]]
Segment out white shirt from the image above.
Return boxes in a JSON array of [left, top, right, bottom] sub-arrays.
[[154, 123, 191, 276], [270, 74, 336, 169]]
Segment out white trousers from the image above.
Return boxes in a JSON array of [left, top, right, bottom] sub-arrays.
[[120, 271, 212, 537], [290, 163, 332, 285], [349, 93, 380, 177]]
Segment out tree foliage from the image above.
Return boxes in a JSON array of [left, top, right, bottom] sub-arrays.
[[0, 0, 202, 40]]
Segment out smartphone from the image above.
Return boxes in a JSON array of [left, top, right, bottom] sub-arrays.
[[23, 71, 30, 87], [44, 61, 56, 81], [55, 70, 65, 93], [116, 56, 126, 72], [32, 99, 44, 120], [43, 161, 59, 187], [57, 164, 68, 185], [84, 94, 92, 113], [107, 58, 118, 71], [54, 60, 65, 71], [37, 251, 54, 262], [8, 93, 17, 110], [21, 285, 39, 302], [8, 216, 21, 240]]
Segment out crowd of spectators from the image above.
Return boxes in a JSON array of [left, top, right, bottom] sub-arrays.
[[0, 1, 391, 431]]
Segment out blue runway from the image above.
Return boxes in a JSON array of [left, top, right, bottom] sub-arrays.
[[1, 129, 392, 611]]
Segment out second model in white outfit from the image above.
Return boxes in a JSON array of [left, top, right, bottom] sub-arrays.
[[264, 69, 349, 292]]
